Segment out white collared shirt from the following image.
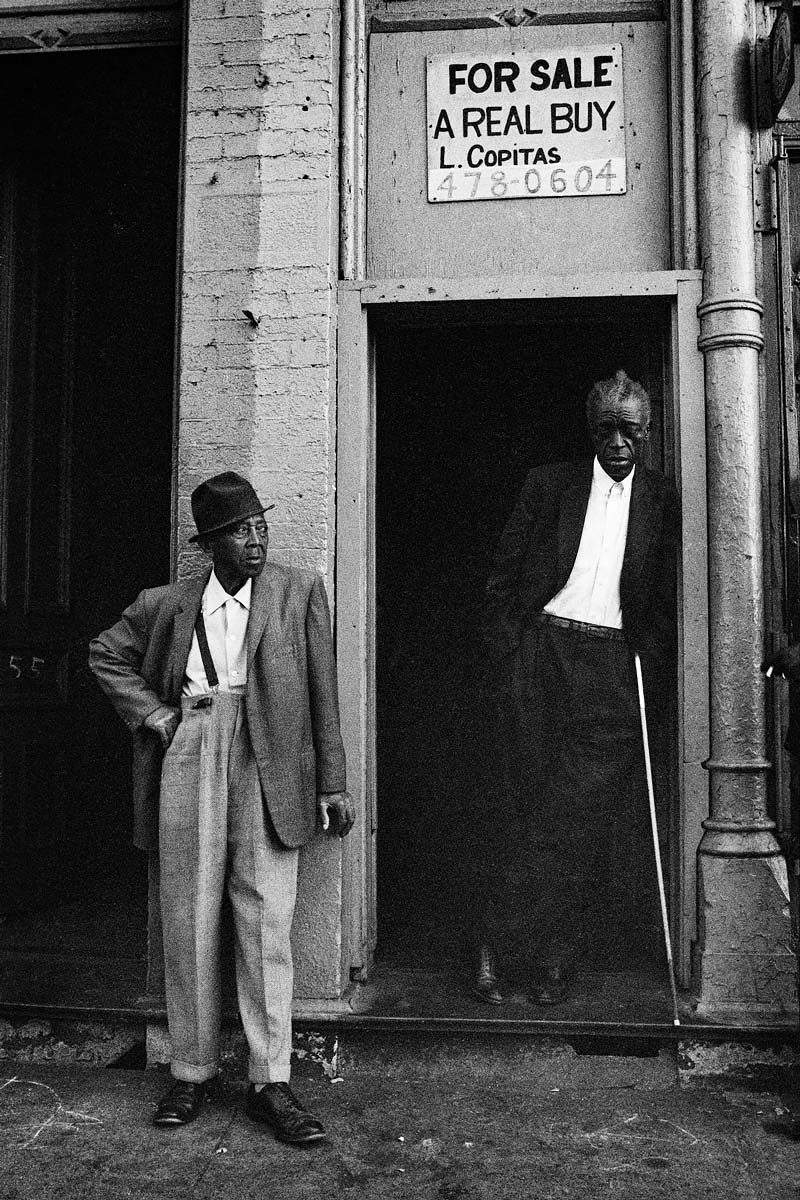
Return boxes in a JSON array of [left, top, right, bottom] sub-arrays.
[[182, 572, 252, 696], [543, 458, 634, 629]]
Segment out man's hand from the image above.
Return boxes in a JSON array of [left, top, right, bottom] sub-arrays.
[[143, 705, 181, 749], [762, 644, 800, 682], [317, 792, 355, 838]]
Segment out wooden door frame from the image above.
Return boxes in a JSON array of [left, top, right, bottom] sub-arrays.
[[336, 269, 708, 989], [0, 0, 182, 53]]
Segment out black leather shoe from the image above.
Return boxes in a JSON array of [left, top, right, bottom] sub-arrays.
[[153, 1078, 212, 1127], [245, 1083, 326, 1145], [529, 957, 570, 1006], [471, 943, 504, 1005]]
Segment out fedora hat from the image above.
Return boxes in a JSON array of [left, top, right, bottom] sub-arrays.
[[189, 471, 274, 542]]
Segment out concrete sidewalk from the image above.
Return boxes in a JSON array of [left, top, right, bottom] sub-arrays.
[[0, 1045, 798, 1199]]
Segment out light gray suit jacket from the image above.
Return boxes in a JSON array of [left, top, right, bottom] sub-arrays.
[[89, 562, 347, 851]]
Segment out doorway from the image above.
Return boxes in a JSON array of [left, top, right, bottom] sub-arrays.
[[763, 137, 800, 939], [373, 298, 676, 1018], [0, 48, 181, 1006]]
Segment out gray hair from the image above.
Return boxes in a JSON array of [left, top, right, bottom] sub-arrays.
[[586, 369, 651, 425]]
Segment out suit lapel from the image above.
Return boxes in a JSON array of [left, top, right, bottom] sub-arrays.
[[246, 564, 280, 667], [557, 465, 593, 580], [622, 467, 657, 588], [169, 571, 209, 700]]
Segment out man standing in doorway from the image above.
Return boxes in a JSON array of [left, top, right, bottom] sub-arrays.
[[90, 471, 353, 1142], [474, 371, 679, 1005]]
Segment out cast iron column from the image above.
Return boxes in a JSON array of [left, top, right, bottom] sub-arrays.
[[695, 0, 796, 1023]]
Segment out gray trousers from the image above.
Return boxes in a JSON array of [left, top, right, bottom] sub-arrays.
[[159, 690, 299, 1084]]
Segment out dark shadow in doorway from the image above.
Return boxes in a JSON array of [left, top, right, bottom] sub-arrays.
[[374, 300, 675, 1017], [0, 47, 181, 1007]]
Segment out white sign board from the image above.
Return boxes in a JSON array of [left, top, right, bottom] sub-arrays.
[[426, 45, 626, 203]]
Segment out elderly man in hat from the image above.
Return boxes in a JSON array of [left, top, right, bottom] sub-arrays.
[[474, 370, 679, 1006], [90, 472, 353, 1143]]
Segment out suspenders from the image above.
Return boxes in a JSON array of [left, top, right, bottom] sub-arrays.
[[194, 609, 220, 692]]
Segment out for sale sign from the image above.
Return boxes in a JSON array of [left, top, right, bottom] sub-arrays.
[[426, 45, 626, 203]]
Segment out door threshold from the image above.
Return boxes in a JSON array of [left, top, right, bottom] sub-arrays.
[[307, 1012, 800, 1043], [0, 999, 796, 1048]]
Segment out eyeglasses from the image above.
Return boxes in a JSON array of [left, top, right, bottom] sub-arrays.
[[228, 521, 269, 540]]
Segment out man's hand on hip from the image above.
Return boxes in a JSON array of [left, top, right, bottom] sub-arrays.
[[143, 705, 181, 749], [317, 792, 355, 838]]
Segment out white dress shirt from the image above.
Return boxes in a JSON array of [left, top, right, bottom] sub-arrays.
[[543, 458, 634, 629], [182, 572, 252, 696]]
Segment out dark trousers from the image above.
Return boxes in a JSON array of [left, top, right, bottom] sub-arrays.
[[498, 618, 655, 968]]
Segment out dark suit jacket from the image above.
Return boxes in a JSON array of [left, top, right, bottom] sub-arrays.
[[486, 460, 680, 669], [89, 562, 347, 852]]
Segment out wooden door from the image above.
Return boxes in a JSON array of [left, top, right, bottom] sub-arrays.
[[0, 49, 181, 912]]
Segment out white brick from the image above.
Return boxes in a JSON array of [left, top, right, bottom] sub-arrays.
[[186, 158, 262, 193], [189, 0, 226, 17], [257, 185, 330, 268], [259, 154, 330, 183], [291, 128, 331, 156], [181, 390, 255, 421], [186, 135, 225, 162], [178, 0, 338, 578], [222, 38, 296, 67], [223, 80, 332, 108], [179, 443, 256, 473], [261, 104, 332, 134], [189, 43, 225, 70], [196, 64, 265, 89], [190, 86, 226, 110], [185, 194, 261, 270], [255, 315, 329, 341], [267, 11, 331, 37], [182, 293, 220, 320], [182, 367, 256, 393], [286, 289, 332, 318], [189, 109, 259, 138], [288, 338, 329, 367], [197, 17, 264, 43], [254, 366, 330, 402]]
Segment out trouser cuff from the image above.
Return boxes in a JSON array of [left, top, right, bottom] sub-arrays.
[[249, 1064, 291, 1085], [171, 1059, 218, 1083]]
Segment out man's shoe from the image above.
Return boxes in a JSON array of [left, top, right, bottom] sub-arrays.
[[529, 958, 570, 1006], [245, 1082, 326, 1145], [152, 1079, 212, 1127], [471, 943, 504, 1005]]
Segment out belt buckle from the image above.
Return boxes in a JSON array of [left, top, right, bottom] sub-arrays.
[[192, 696, 213, 710]]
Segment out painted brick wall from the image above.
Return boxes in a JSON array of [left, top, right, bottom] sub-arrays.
[[176, 0, 339, 584], [173, 0, 346, 1003]]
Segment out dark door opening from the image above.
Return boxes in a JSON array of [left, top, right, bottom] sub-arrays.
[[0, 48, 181, 1006], [374, 299, 676, 1019], [763, 141, 800, 938]]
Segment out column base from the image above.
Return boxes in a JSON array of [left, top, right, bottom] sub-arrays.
[[696, 850, 798, 1027]]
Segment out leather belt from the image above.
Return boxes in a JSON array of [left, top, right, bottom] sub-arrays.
[[536, 611, 626, 643]]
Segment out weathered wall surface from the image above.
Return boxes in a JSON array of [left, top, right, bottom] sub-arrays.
[[367, 22, 670, 279], [173, 0, 346, 1001], [176, 0, 339, 582]]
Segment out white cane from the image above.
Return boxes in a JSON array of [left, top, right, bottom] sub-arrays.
[[634, 653, 681, 1026]]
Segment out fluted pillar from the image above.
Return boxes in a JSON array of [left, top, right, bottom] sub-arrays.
[[694, 0, 796, 1023]]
